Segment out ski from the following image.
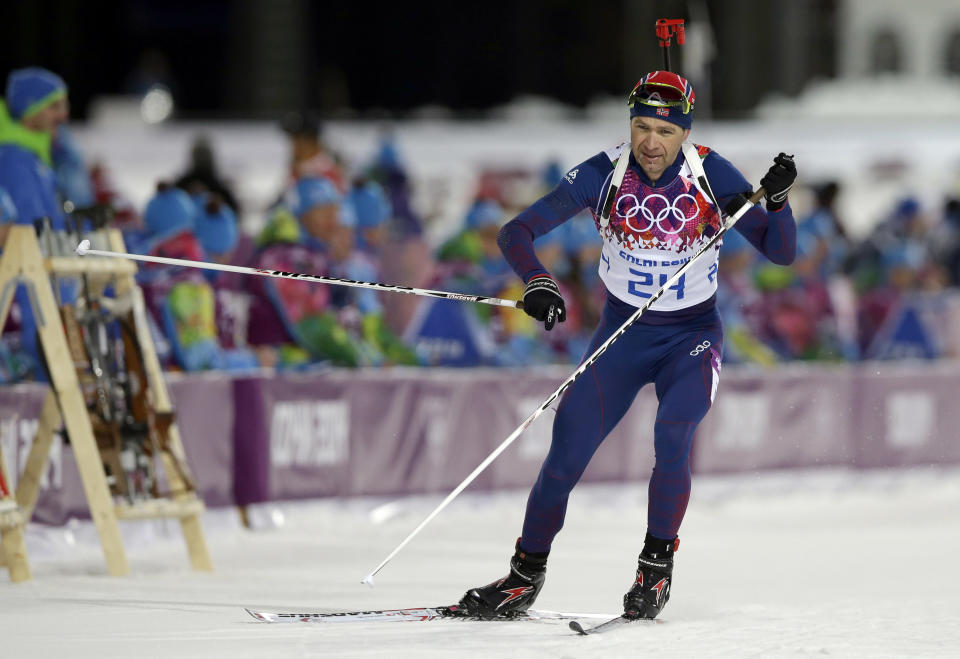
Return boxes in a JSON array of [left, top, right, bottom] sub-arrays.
[[569, 615, 663, 635], [246, 605, 603, 624]]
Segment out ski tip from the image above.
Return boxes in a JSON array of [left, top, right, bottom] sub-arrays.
[[569, 620, 588, 635], [76, 239, 91, 256], [245, 609, 272, 622], [361, 574, 375, 588]]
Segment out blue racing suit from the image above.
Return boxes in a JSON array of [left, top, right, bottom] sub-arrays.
[[497, 142, 796, 550]]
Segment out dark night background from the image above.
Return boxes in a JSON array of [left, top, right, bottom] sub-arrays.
[[2, 0, 838, 120]]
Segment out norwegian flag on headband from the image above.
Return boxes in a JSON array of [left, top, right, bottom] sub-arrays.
[[633, 71, 695, 111]]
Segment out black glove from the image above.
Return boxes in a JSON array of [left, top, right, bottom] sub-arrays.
[[522, 275, 566, 331], [759, 152, 797, 212]]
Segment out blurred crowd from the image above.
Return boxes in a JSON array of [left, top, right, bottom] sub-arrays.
[[3, 66, 960, 383], [718, 184, 960, 364]]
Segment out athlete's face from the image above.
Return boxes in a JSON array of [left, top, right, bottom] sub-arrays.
[[630, 116, 689, 183]]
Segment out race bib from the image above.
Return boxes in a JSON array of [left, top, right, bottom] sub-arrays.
[[593, 151, 722, 311]]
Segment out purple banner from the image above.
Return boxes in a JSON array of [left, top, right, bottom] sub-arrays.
[[166, 374, 235, 506], [231, 369, 660, 506], [693, 366, 859, 473], [0, 376, 235, 525], [0, 386, 86, 525], [4, 363, 960, 525], [852, 364, 960, 468]]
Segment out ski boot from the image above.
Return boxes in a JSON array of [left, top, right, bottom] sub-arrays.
[[459, 539, 548, 619], [622, 532, 678, 619]]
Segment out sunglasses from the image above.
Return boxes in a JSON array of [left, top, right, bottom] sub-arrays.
[[628, 72, 695, 115]]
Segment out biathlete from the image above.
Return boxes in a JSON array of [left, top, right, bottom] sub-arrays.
[[459, 70, 798, 620]]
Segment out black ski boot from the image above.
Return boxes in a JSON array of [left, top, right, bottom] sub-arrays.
[[623, 532, 678, 620], [459, 540, 548, 619]]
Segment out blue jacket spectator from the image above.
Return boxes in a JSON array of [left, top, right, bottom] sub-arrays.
[[135, 184, 259, 373], [0, 68, 76, 381], [0, 68, 69, 229], [193, 193, 239, 262], [348, 179, 391, 253]]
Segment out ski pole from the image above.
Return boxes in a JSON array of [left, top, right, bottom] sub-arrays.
[[75, 240, 522, 310], [361, 187, 766, 586]]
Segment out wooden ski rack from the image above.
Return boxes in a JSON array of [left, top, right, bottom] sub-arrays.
[[0, 447, 29, 582], [0, 225, 212, 580]]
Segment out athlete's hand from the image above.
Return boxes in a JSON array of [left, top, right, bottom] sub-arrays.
[[760, 153, 796, 211], [522, 275, 566, 331]]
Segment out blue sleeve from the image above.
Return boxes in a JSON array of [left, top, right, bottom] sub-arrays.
[[497, 151, 611, 282], [701, 150, 752, 206], [0, 152, 49, 226], [703, 150, 797, 266], [733, 203, 797, 265]]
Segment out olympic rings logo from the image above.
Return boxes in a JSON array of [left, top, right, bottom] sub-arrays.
[[689, 340, 712, 357], [616, 193, 700, 235]]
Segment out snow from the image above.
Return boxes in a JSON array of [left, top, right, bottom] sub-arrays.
[[3, 467, 960, 658]]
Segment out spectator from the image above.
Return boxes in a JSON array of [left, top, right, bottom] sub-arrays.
[[348, 177, 392, 254], [0, 67, 69, 231], [279, 110, 345, 191], [432, 199, 569, 366], [247, 204, 328, 368], [755, 229, 837, 360], [174, 136, 241, 214], [542, 158, 565, 189], [192, 193, 239, 263], [880, 198, 942, 290], [136, 183, 198, 254], [0, 67, 74, 380], [287, 175, 343, 247], [324, 208, 419, 366], [846, 197, 938, 353], [249, 177, 415, 367], [89, 161, 141, 232], [294, 178, 417, 364], [715, 228, 778, 366], [436, 199, 514, 297], [365, 131, 423, 238], [800, 182, 850, 278], [137, 184, 260, 373], [556, 209, 604, 331], [797, 182, 859, 358], [191, 191, 258, 363]]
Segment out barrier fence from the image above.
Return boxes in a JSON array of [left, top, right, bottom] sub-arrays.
[[1, 363, 958, 525]]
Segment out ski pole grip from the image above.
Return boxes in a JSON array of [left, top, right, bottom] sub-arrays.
[[723, 188, 766, 217]]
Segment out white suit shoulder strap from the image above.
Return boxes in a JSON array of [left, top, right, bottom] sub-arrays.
[[681, 142, 722, 214], [599, 141, 631, 228], [602, 141, 629, 163], [681, 142, 708, 182]]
